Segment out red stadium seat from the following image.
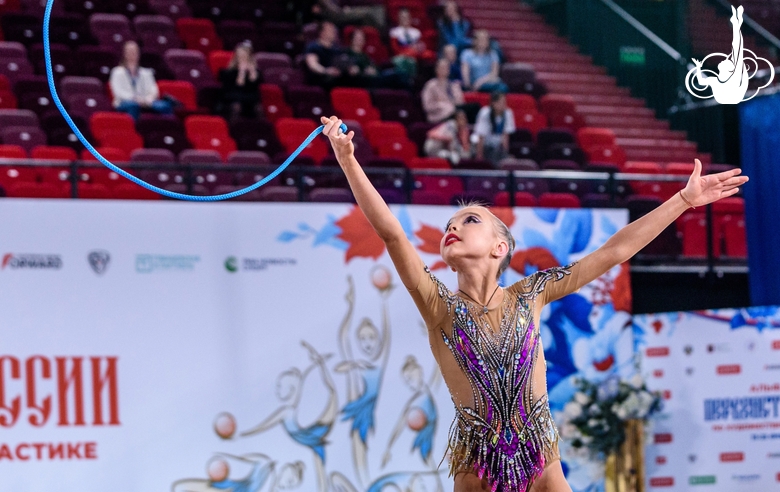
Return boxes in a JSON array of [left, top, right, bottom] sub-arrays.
[[189, 135, 235, 161], [623, 161, 663, 196], [76, 182, 111, 199], [538, 192, 581, 208], [0, 143, 27, 159], [157, 80, 197, 111], [407, 157, 450, 169], [97, 130, 145, 156], [184, 115, 230, 140], [493, 191, 537, 207], [89, 111, 136, 141], [577, 127, 616, 150], [7, 181, 69, 198], [208, 50, 232, 76], [539, 94, 577, 115], [721, 214, 747, 258], [377, 139, 418, 161], [175, 18, 223, 54], [463, 92, 490, 107], [30, 145, 77, 160], [680, 213, 722, 258], [80, 147, 130, 163], [513, 110, 547, 136], [506, 94, 537, 114], [364, 121, 407, 149], [330, 88, 380, 126], [260, 84, 293, 123], [586, 144, 626, 168], [274, 117, 328, 163], [0, 89, 17, 108], [110, 182, 161, 200]]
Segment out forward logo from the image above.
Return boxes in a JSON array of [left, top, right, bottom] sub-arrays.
[[88, 250, 110, 275]]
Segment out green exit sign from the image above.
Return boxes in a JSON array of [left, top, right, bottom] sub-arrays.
[[619, 46, 646, 65]]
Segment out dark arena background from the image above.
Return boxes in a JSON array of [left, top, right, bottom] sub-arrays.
[[1, 0, 779, 490]]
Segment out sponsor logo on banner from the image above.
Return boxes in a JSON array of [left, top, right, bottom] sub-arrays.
[[707, 343, 729, 353], [719, 452, 744, 462], [655, 456, 667, 464], [684, 345, 693, 355], [688, 475, 716, 485], [716, 364, 741, 375], [663, 390, 672, 400], [731, 474, 760, 482], [646, 347, 669, 357], [772, 340, 780, 350], [653, 369, 664, 378], [767, 452, 780, 458], [87, 250, 110, 275], [224, 256, 297, 272], [135, 254, 200, 273], [750, 383, 780, 393], [649, 476, 674, 487], [2, 253, 62, 270], [654, 433, 673, 444], [688, 454, 697, 463], [685, 367, 695, 376], [704, 394, 780, 420], [765, 364, 780, 371]]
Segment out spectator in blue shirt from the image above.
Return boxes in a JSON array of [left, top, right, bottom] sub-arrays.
[[438, 1, 471, 53], [460, 30, 508, 93]]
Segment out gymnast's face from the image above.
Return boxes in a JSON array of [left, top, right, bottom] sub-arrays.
[[441, 208, 503, 273], [357, 320, 380, 357]]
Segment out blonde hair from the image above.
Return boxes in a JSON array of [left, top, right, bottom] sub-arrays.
[[228, 42, 256, 70], [456, 199, 516, 280]]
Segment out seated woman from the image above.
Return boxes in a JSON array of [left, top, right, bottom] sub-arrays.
[[218, 41, 261, 118], [421, 58, 464, 123], [423, 109, 472, 165], [389, 8, 436, 63], [345, 28, 412, 89], [109, 41, 173, 120], [473, 91, 515, 164], [437, 0, 471, 53], [460, 30, 508, 93]]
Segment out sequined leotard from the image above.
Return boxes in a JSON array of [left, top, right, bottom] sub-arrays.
[[408, 261, 580, 492]]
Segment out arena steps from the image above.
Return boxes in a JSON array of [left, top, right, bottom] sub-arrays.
[[460, 0, 713, 166]]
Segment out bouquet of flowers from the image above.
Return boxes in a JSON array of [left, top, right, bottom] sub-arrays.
[[559, 374, 663, 456]]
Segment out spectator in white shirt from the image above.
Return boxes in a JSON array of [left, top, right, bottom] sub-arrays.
[[473, 91, 515, 164], [109, 41, 173, 120]]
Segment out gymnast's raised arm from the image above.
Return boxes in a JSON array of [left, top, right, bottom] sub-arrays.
[[320, 116, 424, 292], [537, 159, 748, 306]]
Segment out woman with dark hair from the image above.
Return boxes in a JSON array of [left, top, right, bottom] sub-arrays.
[[437, 1, 471, 53], [473, 91, 515, 164], [423, 109, 472, 165], [218, 41, 261, 118], [109, 41, 173, 120]]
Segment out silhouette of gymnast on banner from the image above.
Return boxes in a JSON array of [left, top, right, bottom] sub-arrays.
[[686, 5, 774, 104]]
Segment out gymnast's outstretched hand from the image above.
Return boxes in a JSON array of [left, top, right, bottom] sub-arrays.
[[321, 115, 355, 160], [680, 158, 749, 208]]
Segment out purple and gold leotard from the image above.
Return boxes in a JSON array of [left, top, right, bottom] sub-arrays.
[[409, 262, 579, 492]]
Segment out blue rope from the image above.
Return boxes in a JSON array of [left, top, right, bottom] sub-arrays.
[[42, 1, 346, 201]]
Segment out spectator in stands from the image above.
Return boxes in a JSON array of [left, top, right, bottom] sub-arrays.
[[390, 8, 436, 62], [109, 41, 173, 120], [438, 0, 471, 53], [304, 21, 346, 89], [442, 44, 462, 82], [345, 28, 411, 89], [421, 58, 464, 123], [473, 91, 515, 164], [316, 0, 386, 31], [460, 30, 508, 93], [218, 41, 261, 118], [424, 109, 472, 165]]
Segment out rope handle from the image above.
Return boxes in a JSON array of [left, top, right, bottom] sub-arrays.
[[42, 0, 346, 202]]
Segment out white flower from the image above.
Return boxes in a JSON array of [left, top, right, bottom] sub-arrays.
[[564, 401, 583, 419], [580, 434, 593, 444], [575, 392, 590, 405], [616, 405, 628, 420], [587, 418, 600, 428], [629, 373, 644, 389], [589, 403, 601, 415]]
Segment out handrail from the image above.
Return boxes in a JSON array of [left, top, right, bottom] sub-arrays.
[[598, 0, 685, 63], [708, 0, 780, 51]]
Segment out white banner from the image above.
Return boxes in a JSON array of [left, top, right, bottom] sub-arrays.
[[636, 306, 780, 490], [0, 199, 627, 492]]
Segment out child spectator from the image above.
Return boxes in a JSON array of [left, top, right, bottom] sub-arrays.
[[424, 109, 472, 165], [389, 8, 436, 62], [473, 91, 515, 164]]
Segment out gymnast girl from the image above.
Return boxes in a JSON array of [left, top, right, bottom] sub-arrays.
[[319, 115, 748, 491]]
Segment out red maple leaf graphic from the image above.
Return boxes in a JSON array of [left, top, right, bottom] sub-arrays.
[[491, 206, 515, 229], [611, 262, 632, 313], [509, 246, 559, 274], [415, 224, 444, 255], [335, 206, 386, 262]]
